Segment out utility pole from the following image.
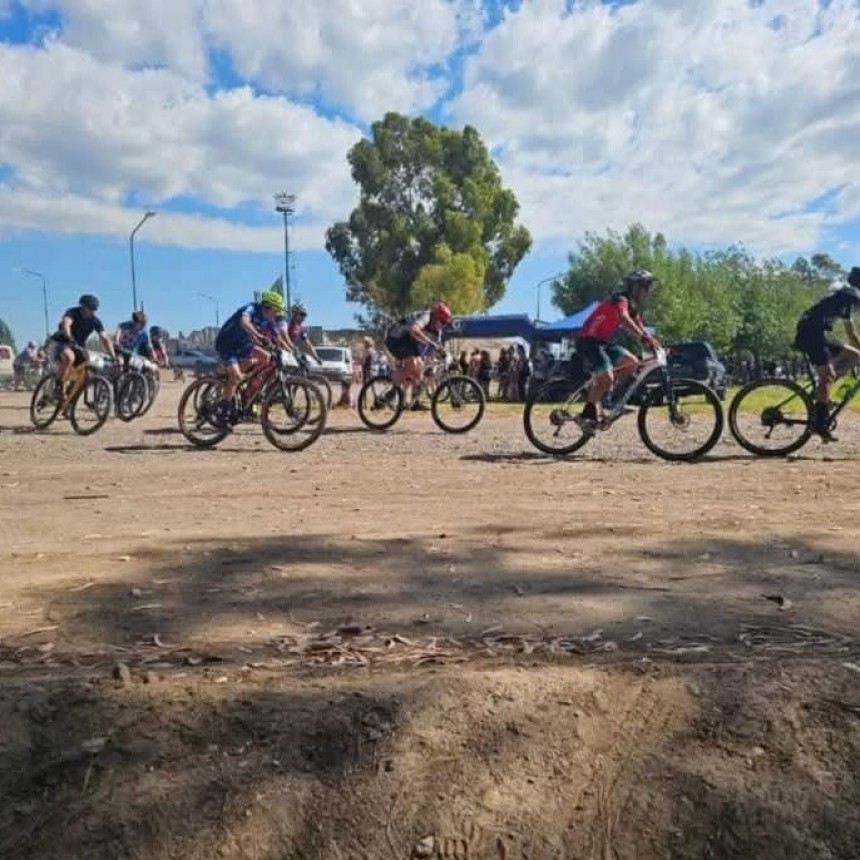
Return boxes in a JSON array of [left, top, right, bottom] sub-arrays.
[[130, 211, 156, 311], [274, 192, 296, 314]]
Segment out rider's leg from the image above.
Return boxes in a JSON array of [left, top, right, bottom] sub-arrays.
[[57, 346, 75, 385], [583, 369, 613, 422], [831, 345, 860, 381]]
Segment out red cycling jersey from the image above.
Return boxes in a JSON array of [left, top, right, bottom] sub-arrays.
[[579, 293, 642, 342]]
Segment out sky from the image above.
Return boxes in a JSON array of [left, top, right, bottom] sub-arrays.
[[1, 0, 859, 344]]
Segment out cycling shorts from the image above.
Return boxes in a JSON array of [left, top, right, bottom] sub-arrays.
[[385, 332, 422, 361], [576, 337, 632, 374], [793, 324, 843, 367], [215, 330, 254, 365]]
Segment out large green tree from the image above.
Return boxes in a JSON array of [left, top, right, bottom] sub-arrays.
[[0, 318, 16, 351], [326, 112, 532, 319], [551, 225, 830, 359]]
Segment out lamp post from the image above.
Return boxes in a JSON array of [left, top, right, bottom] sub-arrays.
[[534, 271, 568, 322], [273, 192, 296, 315], [130, 211, 156, 312], [17, 267, 50, 338], [195, 292, 220, 328]]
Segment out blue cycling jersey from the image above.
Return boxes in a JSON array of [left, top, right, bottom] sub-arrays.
[[220, 303, 267, 337], [116, 321, 153, 356]]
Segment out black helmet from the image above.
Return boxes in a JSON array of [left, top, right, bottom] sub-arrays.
[[132, 310, 148, 325], [847, 266, 860, 288], [150, 325, 162, 337], [622, 269, 656, 289], [79, 294, 99, 311]]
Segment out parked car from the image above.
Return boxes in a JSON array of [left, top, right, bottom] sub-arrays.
[[312, 346, 353, 385], [170, 349, 219, 375], [0, 343, 13, 381], [666, 341, 727, 399]]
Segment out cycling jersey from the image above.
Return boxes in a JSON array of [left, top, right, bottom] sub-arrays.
[[578, 293, 642, 342], [387, 310, 433, 340], [116, 322, 154, 357], [51, 306, 104, 347], [798, 290, 857, 332], [287, 319, 308, 342], [215, 303, 267, 364]]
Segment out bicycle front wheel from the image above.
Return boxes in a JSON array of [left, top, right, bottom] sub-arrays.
[[116, 371, 148, 421], [357, 376, 404, 431], [637, 379, 723, 461], [431, 375, 485, 433], [307, 373, 333, 410], [69, 375, 113, 436], [177, 378, 229, 448], [30, 375, 62, 430], [728, 378, 813, 456], [261, 378, 327, 452], [523, 377, 593, 456], [137, 372, 160, 418]]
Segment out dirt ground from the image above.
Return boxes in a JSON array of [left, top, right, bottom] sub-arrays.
[[0, 383, 858, 860]]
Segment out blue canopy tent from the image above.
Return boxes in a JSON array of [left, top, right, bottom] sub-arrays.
[[442, 313, 539, 343], [535, 301, 600, 341]]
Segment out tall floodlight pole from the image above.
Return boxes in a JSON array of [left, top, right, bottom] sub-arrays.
[[274, 192, 296, 315], [195, 292, 220, 327], [17, 268, 50, 337], [534, 271, 568, 322], [130, 211, 156, 312]]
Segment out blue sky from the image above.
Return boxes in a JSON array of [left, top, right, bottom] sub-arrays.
[[1, 0, 859, 345]]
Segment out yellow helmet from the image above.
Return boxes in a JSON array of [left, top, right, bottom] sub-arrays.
[[260, 290, 285, 312]]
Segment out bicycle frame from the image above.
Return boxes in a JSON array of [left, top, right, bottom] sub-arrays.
[[598, 349, 669, 425], [763, 364, 860, 429]]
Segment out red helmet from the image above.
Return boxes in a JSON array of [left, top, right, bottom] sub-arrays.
[[432, 302, 453, 325]]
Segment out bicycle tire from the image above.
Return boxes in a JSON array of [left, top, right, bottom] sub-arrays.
[[637, 378, 723, 461], [522, 378, 593, 456], [306, 373, 333, 410], [357, 375, 404, 431], [69, 375, 113, 436], [177, 377, 229, 448], [29, 375, 62, 430], [728, 377, 813, 457], [115, 371, 148, 422], [430, 375, 485, 434], [137, 372, 160, 418], [260, 377, 328, 452]]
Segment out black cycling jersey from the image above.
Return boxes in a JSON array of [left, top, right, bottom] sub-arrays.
[[52, 306, 105, 347], [798, 290, 857, 331]]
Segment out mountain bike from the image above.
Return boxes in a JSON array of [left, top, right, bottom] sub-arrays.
[[107, 354, 157, 422], [356, 350, 486, 434], [523, 348, 724, 461], [177, 348, 327, 452], [728, 362, 860, 456], [290, 351, 333, 410], [29, 350, 113, 436]]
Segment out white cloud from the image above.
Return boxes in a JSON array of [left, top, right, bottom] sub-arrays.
[[0, 39, 361, 249], [448, 0, 860, 255]]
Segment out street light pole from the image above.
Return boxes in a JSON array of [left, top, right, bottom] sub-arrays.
[[129, 211, 156, 312], [195, 292, 220, 328], [534, 271, 568, 322], [18, 268, 50, 338], [274, 192, 296, 315]]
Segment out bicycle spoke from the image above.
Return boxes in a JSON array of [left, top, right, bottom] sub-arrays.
[[728, 378, 813, 456]]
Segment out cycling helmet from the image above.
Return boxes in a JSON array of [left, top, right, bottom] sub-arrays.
[[291, 302, 307, 316], [150, 325, 162, 337], [431, 301, 454, 325], [79, 294, 100, 311], [260, 290, 285, 312], [27, 340, 36, 348], [132, 310, 148, 325], [622, 269, 657, 289], [848, 266, 860, 288]]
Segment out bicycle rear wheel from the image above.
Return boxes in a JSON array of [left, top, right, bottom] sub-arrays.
[[431, 375, 485, 433], [637, 379, 723, 461], [30, 375, 62, 429], [357, 376, 404, 431], [177, 377, 229, 448], [137, 372, 160, 418], [307, 373, 333, 410], [728, 378, 813, 456], [69, 375, 113, 435], [116, 371, 148, 421], [522, 378, 593, 456], [261, 378, 327, 452]]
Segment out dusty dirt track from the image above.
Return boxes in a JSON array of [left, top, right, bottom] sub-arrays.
[[0, 383, 858, 859]]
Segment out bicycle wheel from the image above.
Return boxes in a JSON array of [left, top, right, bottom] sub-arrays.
[[30, 375, 62, 430], [357, 375, 404, 431], [307, 373, 333, 410], [523, 378, 593, 456], [69, 375, 113, 436], [637, 379, 723, 461], [177, 377, 229, 448], [115, 371, 148, 422], [431, 375, 485, 433], [261, 378, 327, 452], [728, 378, 813, 456], [137, 372, 160, 418]]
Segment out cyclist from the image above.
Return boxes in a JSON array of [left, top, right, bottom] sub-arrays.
[[49, 294, 119, 388], [383, 302, 454, 410], [114, 310, 157, 371], [12, 341, 41, 390], [212, 290, 288, 426], [793, 267, 860, 442], [575, 270, 662, 428], [286, 303, 322, 365], [149, 326, 169, 367]]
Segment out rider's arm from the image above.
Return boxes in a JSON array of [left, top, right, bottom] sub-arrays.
[[409, 322, 444, 351], [617, 310, 656, 348], [844, 318, 860, 352], [238, 313, 264, 344], [61, 314, 75, 342], [304, 339, 321, 362], [99, 330, 120, 361]]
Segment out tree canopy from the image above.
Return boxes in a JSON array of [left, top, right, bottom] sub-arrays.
[[0, 318, 16, 351], [551, 224, 843, 359], [326, 112, 532, 320]]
